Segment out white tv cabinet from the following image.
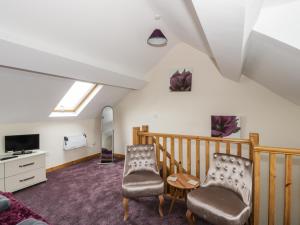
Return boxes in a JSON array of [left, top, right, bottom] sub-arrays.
[[0, 151, 46, 192]]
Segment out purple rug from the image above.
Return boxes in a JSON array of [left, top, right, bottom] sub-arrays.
[[14, 159, 208, 225]]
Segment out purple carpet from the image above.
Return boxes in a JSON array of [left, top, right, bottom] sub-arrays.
[[14, 159, 208, 225]]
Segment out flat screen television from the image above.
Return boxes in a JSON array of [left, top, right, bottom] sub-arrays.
[[5, 134, 39, 153]]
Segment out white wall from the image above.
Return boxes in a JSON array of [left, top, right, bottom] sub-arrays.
[[0, 118, 100, 168], [115, 43, 300, 150], [114, 43, 300, 225]]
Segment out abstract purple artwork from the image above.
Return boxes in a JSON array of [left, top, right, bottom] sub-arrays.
[[211, 115, 241, 138], [169, 69, 192, 92]]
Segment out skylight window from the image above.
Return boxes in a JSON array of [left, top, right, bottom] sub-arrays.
[[49, 81, 102, 117]]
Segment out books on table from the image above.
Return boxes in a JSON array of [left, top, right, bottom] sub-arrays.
[[167, 176, 177, 182], [187, 179, 198, 186]]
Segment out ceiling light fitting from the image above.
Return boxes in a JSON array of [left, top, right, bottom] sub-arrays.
[[147, 29, 168, 47]]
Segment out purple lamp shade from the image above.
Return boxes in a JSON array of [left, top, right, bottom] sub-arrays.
[[147, 29, 168, 46]]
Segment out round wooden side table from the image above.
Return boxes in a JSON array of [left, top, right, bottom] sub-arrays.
[[167, 173, 200, 214]]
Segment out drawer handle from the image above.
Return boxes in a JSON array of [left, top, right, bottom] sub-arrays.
[[19, 176, 35, 182], [19, 162, 35, 168]]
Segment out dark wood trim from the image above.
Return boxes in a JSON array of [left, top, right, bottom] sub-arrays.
[[114, 153, 125, 159], [46, 153, 124, 173]]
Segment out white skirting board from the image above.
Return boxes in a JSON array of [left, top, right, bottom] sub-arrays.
[[64, 134, 87, 150]]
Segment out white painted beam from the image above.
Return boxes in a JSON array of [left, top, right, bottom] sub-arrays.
[[192, 0, 263, 81], [0, 38, 146, 90]]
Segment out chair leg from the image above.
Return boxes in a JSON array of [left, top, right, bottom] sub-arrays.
[[169, 188, 179, 214], [158, 194, 164, 217], [123, 197, 129, 221], [186, 209, 195, 225], [245, 216, 251, 225]]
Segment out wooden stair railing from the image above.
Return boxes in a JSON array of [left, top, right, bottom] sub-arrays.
[[152, 136, 186, 173], [252, 145, 300, 225], [132, 125, 256, 194], [132, 125, 300, 224]]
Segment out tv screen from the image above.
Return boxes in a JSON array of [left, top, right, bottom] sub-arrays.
[[5, 134, 40, 152]]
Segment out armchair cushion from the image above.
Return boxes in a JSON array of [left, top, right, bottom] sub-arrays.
[[203, 153, 252, 206], [124, 145, 159, 177], [187, 186, 250, 225], [122, 171, 164, 198]]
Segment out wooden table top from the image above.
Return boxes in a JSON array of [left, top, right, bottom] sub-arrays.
[[167, 173, 200, 190]]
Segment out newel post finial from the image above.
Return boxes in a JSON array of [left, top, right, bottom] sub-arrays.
[[132, 125, 149, 145], [132, 127, 141, 145], [249, 133, 259, 161], [141, 125, 149, 132]]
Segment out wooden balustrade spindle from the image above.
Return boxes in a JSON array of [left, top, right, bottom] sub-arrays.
[[237, 143, 242, 157], [178, 137, 183, 173], [163, 137, 167, 193], [253, 151, 261, 225], [148, 136, 153, 144], [215, 141, 220, 153], [170, 137, 175, 174], [141, 136, 146, 145], [268, 153, 276, 225], [156, 136, 160, 165], [187, 139, 191, 175], [196, 139, 200, 178], [226, 142, 230, 154], [205, 141, 210, 175], [284, 155, 292, 225]]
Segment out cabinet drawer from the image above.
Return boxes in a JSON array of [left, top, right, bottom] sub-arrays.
[[0, 178, 4, 191], [5, 168, 46, 192], [0, 163, 3, 179], [5, 155, 45, 177]]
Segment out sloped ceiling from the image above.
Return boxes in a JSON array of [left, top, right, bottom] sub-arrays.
[[191, 0, 263, 81], [0, 67, 129, 123], [0, 0, 209, 87], [243, 1, 300, 105], [243, 32, 300, 106], [0, 0, 210, 123], [262, 0, 297, 8], [0, 0, 300, 124]]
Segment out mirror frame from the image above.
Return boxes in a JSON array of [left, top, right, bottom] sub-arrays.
[[100, 105, 114, 162]]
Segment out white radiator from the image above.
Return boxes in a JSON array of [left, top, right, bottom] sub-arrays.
[[63, 134, 87, 150]]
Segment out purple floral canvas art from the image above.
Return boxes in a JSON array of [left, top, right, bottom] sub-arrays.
[[169, 69, 192, 91], [211, 115, 241, 138]]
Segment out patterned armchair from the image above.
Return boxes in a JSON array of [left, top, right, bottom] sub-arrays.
[[122, 144, 164, 221], [186, 153, 253, 225]]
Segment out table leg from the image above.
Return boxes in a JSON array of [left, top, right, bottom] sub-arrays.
[[184, 189, 190, 203], [169, 189, 178, 214]]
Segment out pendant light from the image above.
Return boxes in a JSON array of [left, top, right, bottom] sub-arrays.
[[147, 29, 168, 47]]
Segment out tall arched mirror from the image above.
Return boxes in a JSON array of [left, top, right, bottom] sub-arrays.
[[100, 106, 114, 163]]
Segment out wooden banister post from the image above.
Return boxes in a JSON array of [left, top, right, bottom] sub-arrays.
[[253, 151, 261, 225], [250, 132, 260, 225], [132, 127, 141, 145], [249, 133, 259, 161], [284, 155, 292, 225], [141, 125, 149, 132], [141, 125, 149, 144]]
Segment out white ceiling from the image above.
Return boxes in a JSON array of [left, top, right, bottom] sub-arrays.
[[244, 31, 300, 106], [243, 1, 300, 105], [0, 0, 300, 123], [255, 1, 300, 50], [262, 0, 298, 8], [191, 0, 263, 81], [0, 0, 209, 83], [0, 67, 129, 123], [0, 0, 211, 123]]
